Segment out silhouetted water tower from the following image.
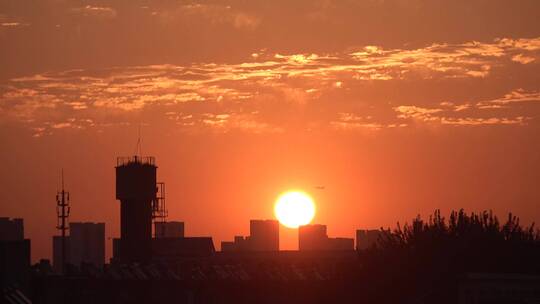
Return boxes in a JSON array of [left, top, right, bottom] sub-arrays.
[[115, 156, 157, 263]]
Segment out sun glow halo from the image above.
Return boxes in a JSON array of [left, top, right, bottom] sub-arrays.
[[274, 191, 316, 228]]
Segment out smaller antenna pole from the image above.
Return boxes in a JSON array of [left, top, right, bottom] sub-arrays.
[[136, 124, 142, 157], [56, 169, 70, 273]]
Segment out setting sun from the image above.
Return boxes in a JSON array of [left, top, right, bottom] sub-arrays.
[[274, 191, 316, 228]]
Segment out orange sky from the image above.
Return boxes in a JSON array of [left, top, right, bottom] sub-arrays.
[[0, 0, 539, 262]]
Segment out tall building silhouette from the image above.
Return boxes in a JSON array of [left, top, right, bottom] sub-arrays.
[[70, 222, 105, 268], [0, 218, 24, 241], [0, 218, 30, 289], [249, 220, 279, 251], [114, 156, 157, 263], [113, 156, 215, 263], [53, 222, 105, 272]]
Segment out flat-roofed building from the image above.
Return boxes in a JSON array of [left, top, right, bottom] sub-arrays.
[[300, 225, 354, 251], [52, 235, 70, 273], [0, 218, 24, 241], [70, 222, 105, 268], [221, 220, 280, 252], [0, 218, 30, 289], [220, 236, 250, 252], [249, 220, 279, 251], [155, 221, 184, 238], [299, 224, 328, 251], [53, 222, 105, 272], [327, 237, 354, 251], [221, 241, 236, 252]]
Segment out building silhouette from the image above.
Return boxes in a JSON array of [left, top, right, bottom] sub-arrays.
[[327, 237, 355, 250], [155, 221, 184, 238], [221, 220, 279, 252], [221, 236, 250, 252], [356, 229, 385, 250], [113, 156, 214, 263], [249, 220, 279, 251], [299, 224, 328, 251], [70, 222, 105, 268], [299, 224, 354, 251], [52, 222, 105, 272], [0, 218, 30, 289], [113, 156, 157, 263], [0, 217, 24, 241], [30, 251, 362, 304], [220, 241, 235, 252], [52, 235, 69, 273]]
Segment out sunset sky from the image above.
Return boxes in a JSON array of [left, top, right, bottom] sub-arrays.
[[1, 0, 539, 262]]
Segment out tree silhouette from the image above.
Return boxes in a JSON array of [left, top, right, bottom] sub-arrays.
[[356, 209, 540, 303]]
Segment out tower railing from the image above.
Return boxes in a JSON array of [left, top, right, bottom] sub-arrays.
[[116, 156, 155, 166], [153, 182, 168, 238]]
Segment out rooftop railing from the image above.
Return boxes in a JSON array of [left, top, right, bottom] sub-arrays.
[[116, 156, 155, 167]]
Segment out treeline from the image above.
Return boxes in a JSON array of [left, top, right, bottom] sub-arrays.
[[354, 209, 540, 303], [381, 209, 539, 248]]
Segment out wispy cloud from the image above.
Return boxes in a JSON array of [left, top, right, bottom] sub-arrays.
[[1, 37, 539, 136], [394, 89, 540, 127], [157, 3, 261, 31], [476, 89, 540, 107], [72, 5, 117, 19], [330, 112, 407, 131], [0, 18, 30, 29]]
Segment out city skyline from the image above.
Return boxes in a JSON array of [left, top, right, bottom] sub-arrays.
[[2, 152, 395, 263], [48, 154, 373, 262]]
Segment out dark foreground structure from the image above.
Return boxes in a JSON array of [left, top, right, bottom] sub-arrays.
[[0, 218, 31, 297], [31, 251, 361, 304], [27, 252, 540, 304]]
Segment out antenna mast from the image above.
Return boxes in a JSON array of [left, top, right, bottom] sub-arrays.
[[136, 124, 142, 157], [56, 169, 70, 273]]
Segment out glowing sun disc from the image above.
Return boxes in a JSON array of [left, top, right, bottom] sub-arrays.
[[274, 191, 316, 228]]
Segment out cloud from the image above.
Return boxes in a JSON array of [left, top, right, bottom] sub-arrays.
[[330, 113, 396, 131], [394, 104, 528, 126], [1, 37, 539, 136], [159, 3, 261, 31], [167, 111, 283, 134], [72, 5, 117, 19], [394, 106, 443, 121], [394, 90, 539, 127], [347, 38, 540, 79], [0, 17, 30, 29], [512, 54, 536, 64], [1, 22, 21, 27], [476, 89, 540, 107], [440, 117, 527, 126]]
